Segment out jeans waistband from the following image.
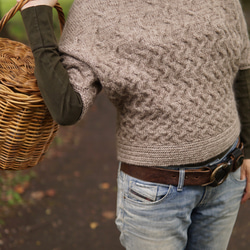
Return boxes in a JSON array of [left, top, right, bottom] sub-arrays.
[[120, 137, 243, 188], [164, 138, 239, 170]]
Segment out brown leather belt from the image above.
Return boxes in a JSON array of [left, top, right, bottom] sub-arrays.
[[121, 141, 244, 187]]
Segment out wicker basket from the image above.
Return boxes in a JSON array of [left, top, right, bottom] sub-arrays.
[[0, 0, 65, 170]]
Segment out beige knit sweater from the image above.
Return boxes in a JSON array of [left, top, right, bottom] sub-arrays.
[[59, 0, 250, 166]]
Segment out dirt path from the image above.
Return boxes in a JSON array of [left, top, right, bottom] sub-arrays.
[[0, 93, 122, 250], [0, 93, 249, 249]]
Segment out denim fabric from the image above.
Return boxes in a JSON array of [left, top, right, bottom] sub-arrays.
[[115, 142, 246, 250]]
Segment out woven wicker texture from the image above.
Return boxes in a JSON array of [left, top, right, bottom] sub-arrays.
[[0, 0, 64, 170]]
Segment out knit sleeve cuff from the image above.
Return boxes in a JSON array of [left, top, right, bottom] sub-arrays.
[[21, 5, 57, 52]]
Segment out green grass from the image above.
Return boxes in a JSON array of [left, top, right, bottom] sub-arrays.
[[0, 171, 36, 207], [0, 0, 74, 42]]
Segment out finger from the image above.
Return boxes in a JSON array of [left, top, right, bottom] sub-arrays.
[[241, 185, 250, 203], [241, 165, 250, 203]]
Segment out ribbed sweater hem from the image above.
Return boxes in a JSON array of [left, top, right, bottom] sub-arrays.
[[116, 119, 241, 167]]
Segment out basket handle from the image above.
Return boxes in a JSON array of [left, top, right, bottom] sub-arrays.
[[0, 0, 65, 33]]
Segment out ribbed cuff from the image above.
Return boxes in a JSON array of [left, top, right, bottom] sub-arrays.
[[21, 5, 57, 52]]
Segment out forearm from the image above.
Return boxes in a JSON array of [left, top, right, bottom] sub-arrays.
[[234, 69, 250, 158], [21, 5, 83, 125]]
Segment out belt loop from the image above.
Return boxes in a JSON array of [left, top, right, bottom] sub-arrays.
[[177, 169, 185, 192]]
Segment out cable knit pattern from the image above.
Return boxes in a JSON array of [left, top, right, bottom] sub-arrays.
[[59, 0, 250, 166]]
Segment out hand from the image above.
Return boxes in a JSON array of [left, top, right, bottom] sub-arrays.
[[17, 0, 58, 10], [241, 159, 250, 203]]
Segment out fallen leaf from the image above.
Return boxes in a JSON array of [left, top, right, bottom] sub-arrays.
[[36, 241, 41, 246], [30, 191, 45, 200], [19, 239, 24, 244], [90, 222, 99, 229], [73, 171, 80, 177], [45, 189, 56, 197], [14, 182, 30, 194], [45, 208, 52, 215], [99, 182, 110, 190], [102, 211, 115, 220], [14, 185, 25, 194]]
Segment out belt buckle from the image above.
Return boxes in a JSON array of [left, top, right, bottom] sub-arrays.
[[230, 147, 244, 171], [209, 163, 231, 187], [202, 141, 244, 187]]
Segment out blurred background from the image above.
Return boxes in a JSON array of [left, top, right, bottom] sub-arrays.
[[0, 0, 250, 249], [0, 0, 73, 41]]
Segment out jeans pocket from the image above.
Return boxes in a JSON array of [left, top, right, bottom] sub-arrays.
[[125, 179, 172, 205], [228, 167, 246, 185]]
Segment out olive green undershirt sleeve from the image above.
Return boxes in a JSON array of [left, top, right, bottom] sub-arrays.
[[21, 6, 83, 126], [234, 69, 250, 158]]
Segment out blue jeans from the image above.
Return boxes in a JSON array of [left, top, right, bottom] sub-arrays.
[[115, 142, 246, 250]]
